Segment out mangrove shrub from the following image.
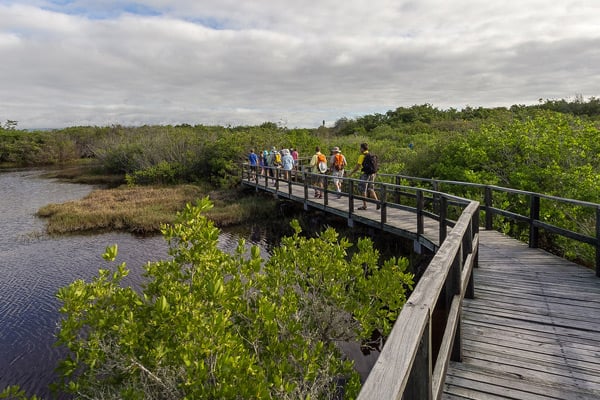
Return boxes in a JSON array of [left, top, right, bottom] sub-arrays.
[[54, 198, 414, 399]]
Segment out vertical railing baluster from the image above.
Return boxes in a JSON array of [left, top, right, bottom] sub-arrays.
[[596, 207, 600, 277], [417, 190, 424, 235], [381, 184, 387, 225], [529, 194, 540, 248], [403, 314, 432, 400], [485, 186, 493, 230], [439, 196, 447, 245]]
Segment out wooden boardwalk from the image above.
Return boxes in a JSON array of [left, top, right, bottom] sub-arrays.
[[242, 176, 600, 399], [443, 230, 600, 400]]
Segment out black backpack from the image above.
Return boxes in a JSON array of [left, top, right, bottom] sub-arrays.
[[362, 153, 378, 174]]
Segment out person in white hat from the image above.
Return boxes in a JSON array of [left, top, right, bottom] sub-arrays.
[[329, 146, 347, 198]]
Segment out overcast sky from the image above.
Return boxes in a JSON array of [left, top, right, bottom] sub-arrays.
[[1, 1, 599, 129]]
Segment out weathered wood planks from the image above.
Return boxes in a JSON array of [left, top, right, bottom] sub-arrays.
[[443, 230, 600, 400], [242, 174, 600, 399]]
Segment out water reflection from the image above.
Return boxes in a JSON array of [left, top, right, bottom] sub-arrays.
[[0, 169, 269, 398]]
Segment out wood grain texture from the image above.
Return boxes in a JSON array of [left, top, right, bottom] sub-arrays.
[[242, 175, 600, 399], [443, 230, 600, 400]]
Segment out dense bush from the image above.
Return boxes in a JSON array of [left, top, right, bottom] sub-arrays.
[[53, 199, 414, 399]]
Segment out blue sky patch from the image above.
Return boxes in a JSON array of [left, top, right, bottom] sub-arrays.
[[40, 1, 163, 20]]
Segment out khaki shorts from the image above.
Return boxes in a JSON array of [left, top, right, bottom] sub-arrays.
[[359, 173, 376, 193]]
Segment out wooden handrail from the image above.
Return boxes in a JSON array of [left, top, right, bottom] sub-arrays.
[[380, 174, 600, 276], [240, 164, 600, 398], [241, 164, 481, 398], [357, 201, 479, 400]]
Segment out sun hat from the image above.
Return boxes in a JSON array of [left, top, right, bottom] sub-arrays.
[[332, 146, 341, 153]]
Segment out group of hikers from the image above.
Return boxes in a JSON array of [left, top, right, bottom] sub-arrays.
[[248, 142, 379, 211], [248, 146, 300, 181]]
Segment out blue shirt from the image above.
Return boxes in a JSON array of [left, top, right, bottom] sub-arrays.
[[248, 152, 258, 166], [282, 154, 294, 170]]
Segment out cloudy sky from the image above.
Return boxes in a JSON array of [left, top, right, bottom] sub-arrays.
[[1, 1, 599, 129]]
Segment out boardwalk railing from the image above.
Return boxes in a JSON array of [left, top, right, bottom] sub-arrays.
[[241, 164, 480, 399], [378, 174, 600, 276], [250, 162, 600, 274], [241, 164, 600, 398], [243, 164, 475, 251], [358, 200, 479, 400]]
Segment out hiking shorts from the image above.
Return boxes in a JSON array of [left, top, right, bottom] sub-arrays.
[[359, 173, 376, 193], [332, 169, 344, 185]]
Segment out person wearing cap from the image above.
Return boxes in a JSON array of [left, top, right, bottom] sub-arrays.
[[329, 146, 347, 198]]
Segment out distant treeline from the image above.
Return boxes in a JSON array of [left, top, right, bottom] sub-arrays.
[[1, 98, 599, 192], [1, 98, 599, 265]]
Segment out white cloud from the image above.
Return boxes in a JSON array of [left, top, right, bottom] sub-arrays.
[[0, 1, 599, 129]]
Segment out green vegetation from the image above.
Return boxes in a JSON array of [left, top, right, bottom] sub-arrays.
[[36, 185, 277, 234], [4, 99, 600, 262], [53, 199, 414, 399], [36, 185, 204, 234], [3, 97, 600, 398]]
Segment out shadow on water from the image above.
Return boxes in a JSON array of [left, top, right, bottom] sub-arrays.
[[0, 170, 273, 398]]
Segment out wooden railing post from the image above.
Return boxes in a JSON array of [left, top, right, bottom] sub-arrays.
[[381, 184, 387, 225], [303, 170, 309, 209], [596, 207, 600, 277], [529, 194, 540, 248], [432, 180, 440, 216], [417, 190, 424, 235], [449, 249, 463, 362], [349, 180, 355, 217], [465, 217, 476, 298], [484, 186, 493, 230], [403, 315, 432, 400], [439, 196, 447, 245]]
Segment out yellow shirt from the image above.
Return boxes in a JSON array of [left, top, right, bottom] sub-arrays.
[[357, 151, 368, 167]]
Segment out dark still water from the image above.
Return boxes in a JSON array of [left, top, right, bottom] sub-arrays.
[[0, 169, 270, 398]]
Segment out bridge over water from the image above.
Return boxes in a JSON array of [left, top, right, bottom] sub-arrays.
[[241, 166, 600, 400]]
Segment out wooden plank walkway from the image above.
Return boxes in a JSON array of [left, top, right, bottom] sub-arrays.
[[243, 177, 600, 399], [443, 230, 600, 400], [243, 177, 442, 249]]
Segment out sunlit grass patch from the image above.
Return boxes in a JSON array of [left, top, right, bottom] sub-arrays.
[[36, 185, 278, 234], [37, 185, 204, 234]]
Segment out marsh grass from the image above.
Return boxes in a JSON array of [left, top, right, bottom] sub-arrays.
[[207, 192, 280, 226], [37, 185, 201, 234], [36, 185, 277, 235]]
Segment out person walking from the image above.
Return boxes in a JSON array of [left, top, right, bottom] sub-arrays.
[[349, 142, 379, 210], [281, 148, 294, 180], [248, 149, 258, 179], [309, 146, 328, 198], [329, 146, 347, 198]]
